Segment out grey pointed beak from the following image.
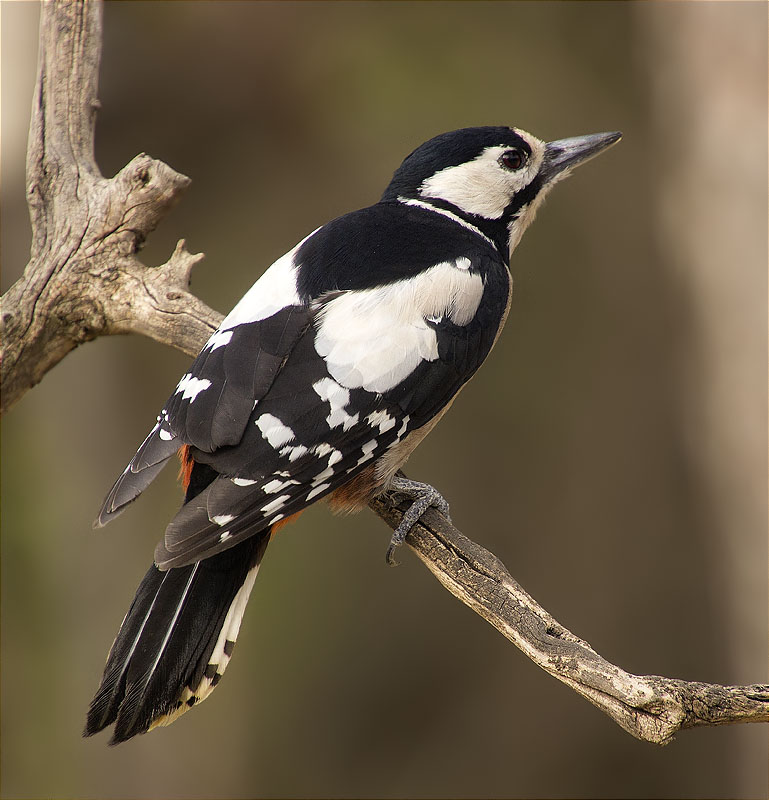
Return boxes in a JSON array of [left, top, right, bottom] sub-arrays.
[[542, 131, 622, 184]]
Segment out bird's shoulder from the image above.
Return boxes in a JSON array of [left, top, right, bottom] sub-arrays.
[[294, 200, 505, 300]]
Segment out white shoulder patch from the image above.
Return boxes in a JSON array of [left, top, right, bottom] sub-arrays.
[[212, 228, 319, 335], [314, 262, 484, 393]]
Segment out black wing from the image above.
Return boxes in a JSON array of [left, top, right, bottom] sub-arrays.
[[154, 253, 511, 568], [96, 233, 313, 530], [98, 204, 511, 565]]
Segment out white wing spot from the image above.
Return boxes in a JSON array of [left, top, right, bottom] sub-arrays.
[[261, 494, 291, 515], [256, 414, 296, 449], [262, 478, 296, 494], [176, 374, 212, 402], [232, 477, 257, 487], [312, 466, 336, 484], [219, 531, 231, 543], [158, 428, 174, 441], [350, 440, 377, 472], [310, 444, 342, 467], [312, 377, 359, 430], [367, 410, 396, 434], [213, 514, 235, 526], [306, 483, 330, 502], [279, 444, 309, 462], [354, 438, 378, 467]]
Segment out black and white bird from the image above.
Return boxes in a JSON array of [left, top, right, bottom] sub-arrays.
[[85, 125, 620, 744]]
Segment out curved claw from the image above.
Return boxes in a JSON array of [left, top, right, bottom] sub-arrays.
[[385, 475, 451, 566]]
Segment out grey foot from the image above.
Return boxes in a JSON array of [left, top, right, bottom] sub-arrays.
[[386, 475, 451, 566]]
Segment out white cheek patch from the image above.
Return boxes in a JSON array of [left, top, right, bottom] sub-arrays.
[[419, 139, 545, 219], [314, 261, 484, 393]]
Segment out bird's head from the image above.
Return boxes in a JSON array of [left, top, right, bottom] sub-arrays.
[[382, 126, 621, 258]]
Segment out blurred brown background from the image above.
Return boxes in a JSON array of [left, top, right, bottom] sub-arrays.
[[2, 2, 766, 797]]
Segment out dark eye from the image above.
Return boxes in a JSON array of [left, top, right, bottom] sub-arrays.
[[500, 149, 525, 171]]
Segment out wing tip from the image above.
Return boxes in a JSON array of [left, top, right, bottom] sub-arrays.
[[95, 441, 179, 529], [93, 489, 133, 529], [93, 506, 120, 529]]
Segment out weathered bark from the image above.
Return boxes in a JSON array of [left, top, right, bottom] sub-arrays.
[[3, 0, 766, 746], [371, 494, 769, 745], [0, 0, 220, 414]]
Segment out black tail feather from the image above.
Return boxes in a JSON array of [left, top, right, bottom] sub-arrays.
[[85, 534, 269, 744]]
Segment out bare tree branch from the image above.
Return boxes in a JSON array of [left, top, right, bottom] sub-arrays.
[[5, 0, 766, 746], [0, 0, 220, 415], [371, 495, 769, 744]]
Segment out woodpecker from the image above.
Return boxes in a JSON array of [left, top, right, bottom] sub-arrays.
[[84, 125, 621, 744]]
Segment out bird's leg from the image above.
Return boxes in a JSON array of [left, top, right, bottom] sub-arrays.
[[385, 475, 451, 565]]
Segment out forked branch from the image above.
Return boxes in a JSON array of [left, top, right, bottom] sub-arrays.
[[0, 0, 218, 415], [4, 0, 766, 746]]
